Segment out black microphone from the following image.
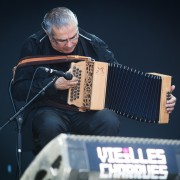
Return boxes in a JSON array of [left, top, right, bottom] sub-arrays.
[[41, 67, 73, 80]]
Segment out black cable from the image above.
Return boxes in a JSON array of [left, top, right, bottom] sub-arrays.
[[25, 67, 42, 103], [8, 78, 19, 180], [8, 67, 42, 180], [8, 78, 17, 113]]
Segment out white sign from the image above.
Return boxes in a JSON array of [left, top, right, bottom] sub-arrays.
[[97, 147, 168, 179]]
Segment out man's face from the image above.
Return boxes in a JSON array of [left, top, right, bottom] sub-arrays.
[[47, 25, 79, 54]]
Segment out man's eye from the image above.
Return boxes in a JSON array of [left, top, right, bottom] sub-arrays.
[[58, 40, 66, 42], [70, 36, 76, 40]]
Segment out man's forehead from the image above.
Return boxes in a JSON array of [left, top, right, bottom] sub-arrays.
[[51, 25, 78, 37]]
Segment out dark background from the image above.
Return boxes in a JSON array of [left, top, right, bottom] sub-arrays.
[[0, 0, 179, 179]]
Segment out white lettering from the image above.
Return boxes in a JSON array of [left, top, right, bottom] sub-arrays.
[[97, 147, 168, 179]]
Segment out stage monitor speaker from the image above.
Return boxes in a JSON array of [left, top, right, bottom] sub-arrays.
[[20, 134, 180, 180]]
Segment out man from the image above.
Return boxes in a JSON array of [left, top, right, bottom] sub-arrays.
[[12, 7, 176, 154]]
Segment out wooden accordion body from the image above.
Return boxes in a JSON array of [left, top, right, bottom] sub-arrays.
[[68, 60, 171, 124]]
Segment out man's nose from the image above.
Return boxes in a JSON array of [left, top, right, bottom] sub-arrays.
[[65, 39, 74, 47]]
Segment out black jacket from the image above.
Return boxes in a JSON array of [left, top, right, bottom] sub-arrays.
[[12, 28, 118, 151], [13, 28, 118, 108]]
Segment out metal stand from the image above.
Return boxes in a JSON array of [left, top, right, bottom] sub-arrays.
[[0, 77, 57, 179]]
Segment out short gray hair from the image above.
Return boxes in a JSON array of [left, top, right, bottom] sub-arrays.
[[42, 7, 78, 34]]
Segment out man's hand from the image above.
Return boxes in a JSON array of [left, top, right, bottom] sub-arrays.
[[54, 76, 78, 90], [166, 85, 177, 114]]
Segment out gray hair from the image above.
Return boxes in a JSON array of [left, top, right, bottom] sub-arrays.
[[42, 7, 78, 34]]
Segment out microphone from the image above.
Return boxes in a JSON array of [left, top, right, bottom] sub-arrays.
[[41, 67, 73, 80]]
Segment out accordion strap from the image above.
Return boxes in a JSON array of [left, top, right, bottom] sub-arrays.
[[13, 55, 93, 79], [15, 55, 92, 68]]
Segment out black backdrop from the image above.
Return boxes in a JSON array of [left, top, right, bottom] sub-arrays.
[[0, 0, 179, 179]]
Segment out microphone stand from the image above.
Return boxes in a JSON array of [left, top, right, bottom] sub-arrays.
[[0, 77, 57, 179]]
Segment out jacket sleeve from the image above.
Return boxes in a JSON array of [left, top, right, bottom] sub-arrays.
[[12, 39, 58, 102], [79, 28, 119, 64], [90, 34, 119, 64], [19, 37, 41, 58]]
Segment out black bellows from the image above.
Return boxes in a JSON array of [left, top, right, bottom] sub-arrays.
[[105, 63, 162, 123]]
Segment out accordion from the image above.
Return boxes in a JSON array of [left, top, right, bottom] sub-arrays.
[[67, 59, 171, 124]]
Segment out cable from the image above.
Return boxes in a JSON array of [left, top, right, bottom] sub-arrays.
[[8, 78, 20, 180], [8, 78, 17, 113], [25, 67, 42, 104], [8, 67, 41, 180]]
